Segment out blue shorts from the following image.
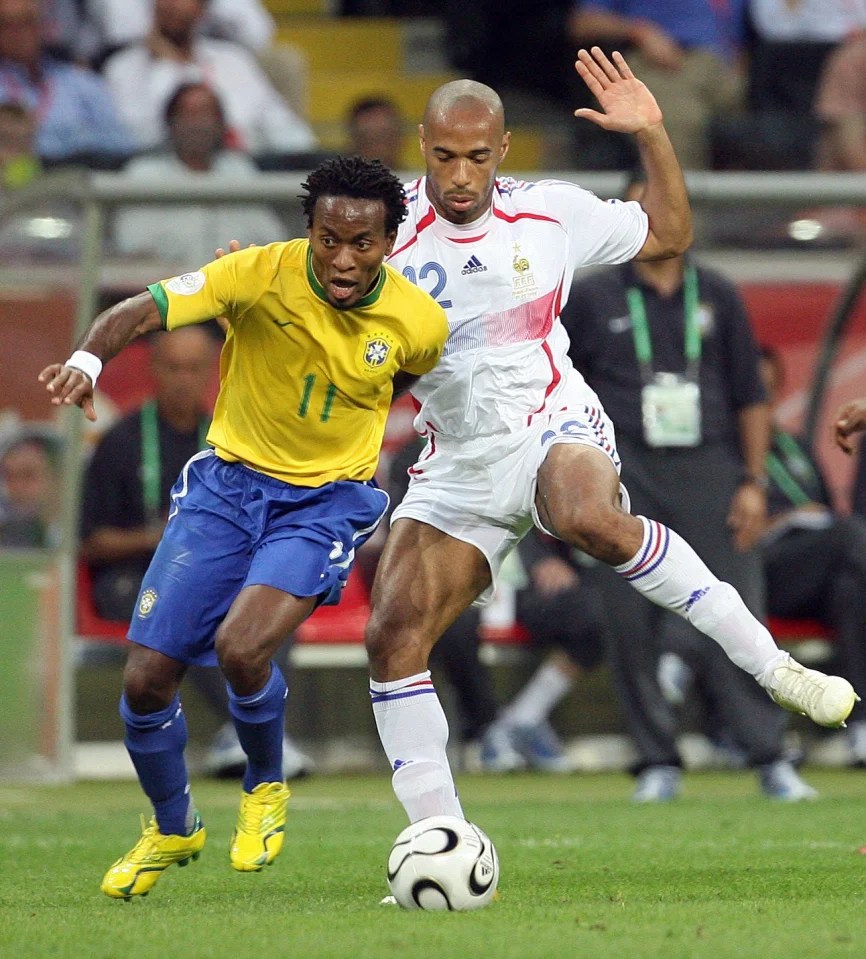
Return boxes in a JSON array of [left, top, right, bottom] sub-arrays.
[[128, 450, 389, 666]]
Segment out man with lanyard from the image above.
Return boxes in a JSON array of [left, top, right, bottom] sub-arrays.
[[761, 345, 866, 765], [562, 169, 819, 801], [80, 325, 215, 623]]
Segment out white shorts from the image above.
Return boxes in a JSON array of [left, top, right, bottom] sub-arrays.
[[392, 396, 625, 603]]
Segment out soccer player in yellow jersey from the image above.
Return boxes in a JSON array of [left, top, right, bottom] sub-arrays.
[[39, 156, 448, 900]]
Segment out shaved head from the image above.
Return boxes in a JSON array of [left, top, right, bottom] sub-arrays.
[[423, 80, 505, 134], [419, 79, 510, 225]]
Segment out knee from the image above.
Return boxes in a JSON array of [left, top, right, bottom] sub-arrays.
[[365, 608, 427, 676], [555, 501, 636, 565], [215, 620, 272, 681], [122, 654, 173, 714]]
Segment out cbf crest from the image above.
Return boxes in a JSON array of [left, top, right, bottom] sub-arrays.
[[362, 334, 392, 370], [137, 587, 158, 618]]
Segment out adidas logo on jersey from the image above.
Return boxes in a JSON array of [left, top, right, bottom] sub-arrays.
[[461, 255, 487, 275]]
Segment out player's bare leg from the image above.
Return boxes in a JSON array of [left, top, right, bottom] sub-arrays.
[[536, 443, 858, 726], [366, 518, 491, 821]]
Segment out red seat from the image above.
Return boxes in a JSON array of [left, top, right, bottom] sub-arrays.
[[76, 561, 129, 645], [768, 615, 834, 643], [479, 622, 531, 645], [295, 568, 371, 644]]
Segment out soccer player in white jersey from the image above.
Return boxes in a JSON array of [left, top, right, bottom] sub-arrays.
[[366, 47, 859, 825]]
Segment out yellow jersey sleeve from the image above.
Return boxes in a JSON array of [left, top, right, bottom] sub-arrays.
[[147, 245, 279, 329]]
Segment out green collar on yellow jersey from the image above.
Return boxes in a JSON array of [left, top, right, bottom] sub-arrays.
[[306, 245, 386, 310]]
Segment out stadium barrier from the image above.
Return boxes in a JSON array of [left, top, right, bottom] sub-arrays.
[[75, 559, 533, 669], [75, 558, 832, 669]]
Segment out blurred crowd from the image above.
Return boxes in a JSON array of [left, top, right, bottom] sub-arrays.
[[0, 0, 861, 262], [0, 0, 863, 192]]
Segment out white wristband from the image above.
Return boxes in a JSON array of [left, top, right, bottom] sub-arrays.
[[65, 350, 103, 389]]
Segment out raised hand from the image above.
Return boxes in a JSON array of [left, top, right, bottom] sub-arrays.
[[574, 46, 663, 134], [214, 238, 244, 260]]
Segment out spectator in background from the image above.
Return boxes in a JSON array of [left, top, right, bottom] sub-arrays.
[[79, 326, 314, 780], [0, 101, 40, 191], [568, 0, 747, 169], [746, 0, 859, 118], [346, 96, 405, 170], [0, 0, 135, 165], [102, 0, 317, 158], [813, 31, 866, 172], [757, 345, 866, 766], [562, 169, 816, 801], [0, 429, 61, 548], [112, 82, 288, 266], [481, 530, 610, 773], [38, 0, 83, 60], [73, 0, 276, 64], [739, 0, 862, 169], [66, 0, 310, 122]]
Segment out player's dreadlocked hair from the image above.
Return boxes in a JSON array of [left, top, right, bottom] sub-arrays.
[[300, 155, 407, 235]]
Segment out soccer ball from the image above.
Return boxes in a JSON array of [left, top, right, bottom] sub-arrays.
[[386, 815, 499, 911]]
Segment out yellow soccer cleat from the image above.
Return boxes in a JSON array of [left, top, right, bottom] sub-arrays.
[[101, 813, 206, 900], [230, 781, 291, 872]]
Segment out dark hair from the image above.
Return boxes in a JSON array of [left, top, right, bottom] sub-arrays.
[[0, 101, 31, 122], [0, 431, 61, 470], [300, 155, 407, 235], [347, 96, 401, 126], [163, 81, 225, 128]]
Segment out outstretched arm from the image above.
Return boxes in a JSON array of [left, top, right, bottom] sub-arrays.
[[833, 398, 866, 454], [574, 46, 692, 260], [38, 292, 163, 422]]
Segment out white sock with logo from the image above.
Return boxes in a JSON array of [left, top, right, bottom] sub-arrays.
[[370, 670, 463, 822], [615, 516, 786, 684]]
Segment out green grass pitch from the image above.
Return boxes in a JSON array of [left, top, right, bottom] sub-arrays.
[[1, 769, 864, 959]]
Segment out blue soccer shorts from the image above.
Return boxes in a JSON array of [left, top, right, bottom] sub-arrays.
[[127, 450, 389, 665]]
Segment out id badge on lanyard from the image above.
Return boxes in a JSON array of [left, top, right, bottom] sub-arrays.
[[626, 265, 703, 449], [641, 373, 701, 447]]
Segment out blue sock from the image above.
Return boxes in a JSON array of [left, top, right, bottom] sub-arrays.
[[120, 693, 193, 836], [227, 664, 287, 792]]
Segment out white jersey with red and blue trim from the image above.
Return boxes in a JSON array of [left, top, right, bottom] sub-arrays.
[[388, 175, 649, 441]]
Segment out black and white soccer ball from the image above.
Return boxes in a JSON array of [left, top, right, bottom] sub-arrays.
[[386, 815, 500, 911]]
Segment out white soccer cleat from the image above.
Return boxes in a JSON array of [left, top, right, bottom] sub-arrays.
[[767, 659, 859, 728]]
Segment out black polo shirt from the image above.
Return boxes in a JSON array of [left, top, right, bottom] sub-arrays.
[[562, 260, 766, 445]]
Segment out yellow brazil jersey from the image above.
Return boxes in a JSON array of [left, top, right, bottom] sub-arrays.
[[147, 240, 447, 486]]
